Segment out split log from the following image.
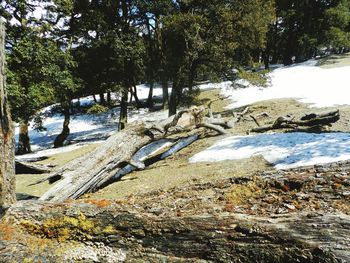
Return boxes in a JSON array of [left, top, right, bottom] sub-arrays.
[[250, 110, 340, 133], [104, 135, 199, 186], [38, 123, 160, 202]]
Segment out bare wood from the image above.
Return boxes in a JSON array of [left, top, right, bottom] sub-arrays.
[[250, 115, 261, 127], [39, 123, 156, 202], [197, 123, 227, 135], [206, 96, 229, 118], [250, 110, 340, 133]]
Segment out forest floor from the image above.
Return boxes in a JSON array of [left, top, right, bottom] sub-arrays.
[[5, 53, 350, 262]]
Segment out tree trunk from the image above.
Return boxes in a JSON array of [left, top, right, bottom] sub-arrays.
[[146, 82, 154, 109], [169, 79, 179, 116], [129, 85, 140, 106], [119, 89, 128, 131], [162, 79, 169, 109], [15, 161, 52, 174], [53, 105, 70, 148], [17, 121, 31, 155], [0, 21, 16, 208], [99, 93, 106, 105], [106, 91, 112, 106], [132, 85, 140, 106], [262, 51, 270, 69], [92, 94, 97, 103]]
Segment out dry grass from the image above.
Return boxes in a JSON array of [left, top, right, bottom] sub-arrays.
[[317, 52, 350, 69]]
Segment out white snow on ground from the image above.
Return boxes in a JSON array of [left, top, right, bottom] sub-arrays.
[[221, 60, 350, 108], [189, 132, 350, 169]]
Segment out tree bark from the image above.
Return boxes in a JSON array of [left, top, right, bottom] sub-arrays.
[[39, 123, 157, 202], [4, 160, 350, 262], [17, 120, 31, 155], [99, 93, 106, 105], [106, 91, 111, 106], [53, 105, 70, 148], [169, 79, 179, 116], [0, 21, 16, 208], [119, 89, 128, 130], [146, 82, 154, 109], [162, 79, 169, 109]]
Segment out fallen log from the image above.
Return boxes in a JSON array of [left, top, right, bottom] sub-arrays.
[[103, 135, 199, 187], [36, 108, 231, 202], [38, 123, 160, 202], [250, 110, 340, 133]]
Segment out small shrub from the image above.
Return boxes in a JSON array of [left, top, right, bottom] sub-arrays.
[[87, 104, 108, 114], [238, 69, 271, 87], [180, 87, 201, 107]]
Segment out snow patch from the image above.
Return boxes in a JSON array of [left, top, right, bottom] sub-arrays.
[[222, 60, 350, 108], [189, 132, 350, 169]]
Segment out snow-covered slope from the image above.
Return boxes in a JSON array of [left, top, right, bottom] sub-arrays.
[[222, 60, 350, 108]]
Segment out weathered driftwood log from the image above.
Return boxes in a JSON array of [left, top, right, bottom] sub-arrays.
[[103, 135, 199, 186], [38, 123, 161, 202], [15, 161, 52, 174], [36, 108, 231, 202], [250, 110, 340, 133]]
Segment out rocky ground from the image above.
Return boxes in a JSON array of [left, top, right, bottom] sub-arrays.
[[1, 159, 350, 262]]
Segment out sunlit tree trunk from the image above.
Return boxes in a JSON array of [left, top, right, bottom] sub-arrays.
[[17, 120, 31, 155], [54, 105, 70, 148], [0, 21, 16, 208]]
